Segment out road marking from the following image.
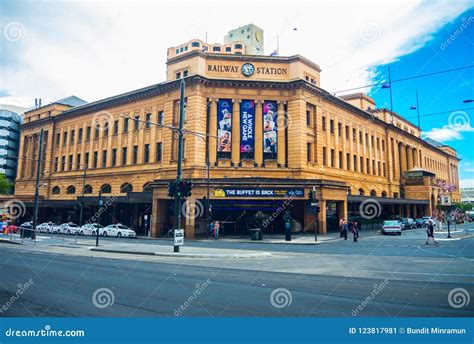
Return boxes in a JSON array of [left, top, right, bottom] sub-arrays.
[[366, 269, 474, 278]]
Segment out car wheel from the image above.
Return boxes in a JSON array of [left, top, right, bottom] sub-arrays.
[[398, 232, 402, 235], [103, 231, 107, 237], [117, 232, 122, 238]]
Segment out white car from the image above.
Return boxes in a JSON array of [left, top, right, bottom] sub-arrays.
[[103, 224, 136, 238], [59, 223, 80, 235], [38, 222, 60, 234], [79, 223, 103, 236], [382, 220, 402, 235]]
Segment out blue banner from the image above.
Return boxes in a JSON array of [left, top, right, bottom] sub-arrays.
[[0, 318, 472, 343], [263, 100, 277, 155], [217, 99, 232, 153], [240, 100, 255, 154]]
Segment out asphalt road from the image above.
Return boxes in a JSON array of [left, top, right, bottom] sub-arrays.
[[0, 230, 473, 317]]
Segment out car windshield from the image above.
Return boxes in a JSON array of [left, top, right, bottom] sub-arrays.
[[117, 225, 130, 230], [69, 224, 78, 228], [93, 224, 103, 228], [384, 221, 399, 226]]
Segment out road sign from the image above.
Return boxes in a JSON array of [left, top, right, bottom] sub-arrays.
[[174, 229, 184, 246]]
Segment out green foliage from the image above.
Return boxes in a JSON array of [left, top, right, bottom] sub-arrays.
[[0, 174, 12, 194]]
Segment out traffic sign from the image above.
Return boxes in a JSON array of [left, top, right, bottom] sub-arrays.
[[174, 229, 184, 246]]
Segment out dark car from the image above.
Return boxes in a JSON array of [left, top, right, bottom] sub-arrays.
[[400, 218, 416, 230], [415, 218, 425, 228], [20, 222, 36, 239]]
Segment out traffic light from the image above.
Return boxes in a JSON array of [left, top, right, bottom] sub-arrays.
[[168, 181, 177, 197], [177, 180, 192, 198]]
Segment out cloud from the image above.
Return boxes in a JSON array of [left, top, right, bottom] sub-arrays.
[[422, 110, 474, 142], [460, 179, 474, 188], [0, 0, 472, 108]]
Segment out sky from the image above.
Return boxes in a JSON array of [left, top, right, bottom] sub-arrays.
[[0, 0, 473, 185]]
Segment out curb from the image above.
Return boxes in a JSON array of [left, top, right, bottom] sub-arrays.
[[0, 238, 24, 245], [90, 247, 272, 259]]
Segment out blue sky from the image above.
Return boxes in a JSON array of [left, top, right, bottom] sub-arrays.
[[0, 0, 473, 185]]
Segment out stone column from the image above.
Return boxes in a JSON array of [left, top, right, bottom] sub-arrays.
[[317, 200, 327, 234], [231, 99, 240, 166], [150, 198, 165, 238], [255, 100, 263, 166], [184, 197, 196, 239], [17, 135, 26, 179], [400, 143, 407, 175], [277, 101, 286, 167], [407, 146, 413, 170], [209, 99, 217, 166]]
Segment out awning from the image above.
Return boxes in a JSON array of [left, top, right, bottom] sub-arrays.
[[348, 195, 429, 205]]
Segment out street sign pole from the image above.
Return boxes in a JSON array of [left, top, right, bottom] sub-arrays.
[[174, 78, 186, 253]]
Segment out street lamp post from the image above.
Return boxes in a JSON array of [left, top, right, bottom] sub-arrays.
[[32, 129, 45, 246]]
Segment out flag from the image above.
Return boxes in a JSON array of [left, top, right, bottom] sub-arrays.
[[270, 49, 279, 56], [409, 105, 417, 110], [381, 83, 390, 89]]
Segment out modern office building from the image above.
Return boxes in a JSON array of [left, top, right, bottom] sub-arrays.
[[14, 25, 460, 237], [0, 104, 26, 190]]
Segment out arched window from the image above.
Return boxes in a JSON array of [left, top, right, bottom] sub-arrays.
[[381, 191, 387, 198], [393, 192, 399, 198], [358, 188, 365, 196], [143, 181, 153, 191], [120, 183, 133, 193], [66, 185, 76, 194], [84, 185, 93, 194], [100, 184, 112, 194], [370, 190, 377, 197], [52, 186, 60, 195]]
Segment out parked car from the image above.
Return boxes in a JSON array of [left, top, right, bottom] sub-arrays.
[[38, 222, 60, 234], [79, 223, 103, 236], [102, 224, 136, 238], [415, 218, 425, 228], [20, 222, 36, 239], [400, 218, 416, 230], [6, 224, 17, 234], [59, 223, 79, 235], [382, 220, 402, 235]]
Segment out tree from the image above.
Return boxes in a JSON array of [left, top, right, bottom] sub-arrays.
[[0, 174, 12, 194]]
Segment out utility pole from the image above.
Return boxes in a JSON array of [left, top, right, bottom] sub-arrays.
[[174, 78, 186, 253], [32, 128, 44, 245]]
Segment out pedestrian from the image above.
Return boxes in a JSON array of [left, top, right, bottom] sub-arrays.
[[352, 221, 359, 242], [339, 218, 345, 238], [342, 221, 348, 240], [426, 220, 438, 245], [207, 221, 214, 240], [214, 221, 220, 240]]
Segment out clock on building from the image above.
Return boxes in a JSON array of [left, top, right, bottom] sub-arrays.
[[241, 63, 255, 76]]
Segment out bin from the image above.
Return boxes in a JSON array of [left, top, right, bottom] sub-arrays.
[[250, 228, 262, 241]]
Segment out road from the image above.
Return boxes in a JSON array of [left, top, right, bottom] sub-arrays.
[[0, 228, 473, 317]]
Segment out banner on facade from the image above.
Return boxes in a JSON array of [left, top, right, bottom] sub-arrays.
[[240, 100, 255, 154], [263, 101, 278, 155], [214, 187, 304, 198], [217, 99, 232, 153]]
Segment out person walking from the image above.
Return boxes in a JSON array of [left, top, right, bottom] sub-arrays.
[[426, 220, 438, 245], [339, 218, 345, 238], [214, 221, 220, 240], [342, 221, 348, 240], [207, 221, 214, 240], [352, 221, 359, 242]]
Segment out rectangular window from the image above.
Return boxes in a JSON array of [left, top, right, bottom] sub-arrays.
[[63, 132, 68, 145], [133, 145, 138, 164], [78, 128, 83, 143], [176, 72, 181, 79], [70, 130, 75, 145], [145, 113, 151, 129], [322, 147, 327, 166], [86, 126, 91, 140], [367, 158, 370, 174], [353, 155, 357, 172], [123, 118, 129, 133], [113, 120, 119, 135], [76, 154, 81, 169], [383, 162, 386, 177], [307, 143, 312, 162], [338, 151, 343, 168], [376, 137, 380, 150], [56, 133, 60, 145], [330, 120, 334, 134], [134, 115, 140, 131], [372, 160, 375, 175], [111, 148, 117, 166], [93, 152, 98, 168], [371, 135, 374, 148], [156, 142, 162, 162], [345, 125, 349, 139], [359, 131, 363, 143], [378, 161, 381, 176], [346, 153, 350, 170], [54, 157, 58, 172], [306, 111, 311, 126], [183, 70, 188, 77], [95, 126, 100, 139], [102, 150, 107, 167], [352, 128, 356, 142], [365, 133, 368, 146], [330, 149, 335, 167], [322, 117, 326, 131], [144, 144, 150, 163], [382, 139, 385, 151], [158, 111, 164, 125], [68, 155, 73, 170], [337, 123, 342, 137], [85, 152, 89, 168], [61, 156, 65, 171], [360, 157, 363, 173], [122, 147, 127, 165]]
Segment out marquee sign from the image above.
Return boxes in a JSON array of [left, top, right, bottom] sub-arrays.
[[207, 63, 288, 76], [214, 188, 305, 198]]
